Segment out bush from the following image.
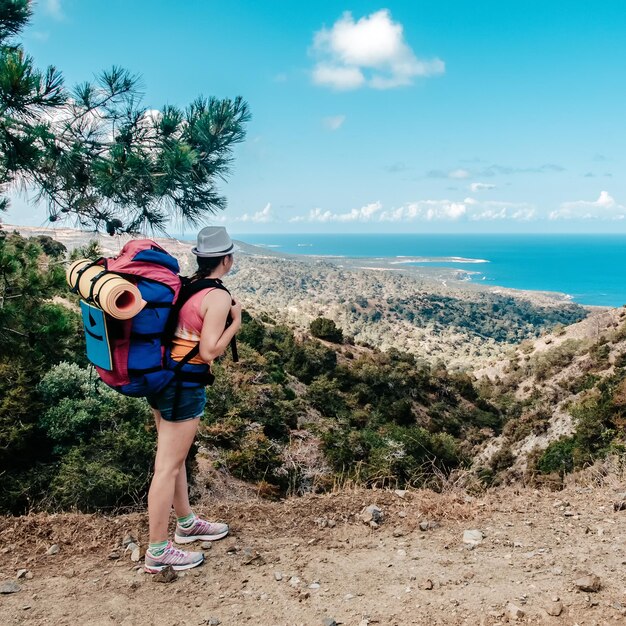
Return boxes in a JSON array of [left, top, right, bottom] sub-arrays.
[[309, 317, 344, 343], [36, 363, 155, 511], [306, 377, 346, 418], [322, 423, 463, 488], [536, 437, 575, 474], [221, 428, 285, 486], [238, 311, 266, 351], [287, 339, 337, 384]]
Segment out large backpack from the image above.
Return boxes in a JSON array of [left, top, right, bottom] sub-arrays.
[[72, 239, 235, 397]]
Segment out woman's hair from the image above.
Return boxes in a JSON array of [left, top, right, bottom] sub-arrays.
[[192, 254, 232, 279]]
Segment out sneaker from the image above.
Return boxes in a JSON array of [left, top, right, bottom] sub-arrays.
[[144, 542, 204, 573], [174, 517, 229, 544]]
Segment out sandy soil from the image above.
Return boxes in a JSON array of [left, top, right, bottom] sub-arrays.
[[2, 484, 626, 626]]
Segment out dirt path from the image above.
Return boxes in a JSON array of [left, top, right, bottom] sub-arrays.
[[1, 485, 626, 625]]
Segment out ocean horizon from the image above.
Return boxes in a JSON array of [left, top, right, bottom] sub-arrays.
[[194, 233, 625, 308]]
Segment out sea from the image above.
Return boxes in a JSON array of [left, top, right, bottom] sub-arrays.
[[181, 233, 626, 308]]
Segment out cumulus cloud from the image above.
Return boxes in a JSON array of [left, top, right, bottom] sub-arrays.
[[287, 197, 544, 224], [311, 10, 444, 90], [313, 65, 364, 90], [549, 191, 625, 220], [470, 182, 496, 192], [237, 203, 274, 223], [380, 200, 467, 222], [290, 202, 383, 223], [469, 207, 536, 221], [322, 115, 346, 131]]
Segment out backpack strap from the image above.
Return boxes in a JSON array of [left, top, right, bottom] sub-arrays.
[[166, 277, 239, 363], [68, 258, 104, 297], [165, 276, 238, 421], [169, 340, 216, 422]]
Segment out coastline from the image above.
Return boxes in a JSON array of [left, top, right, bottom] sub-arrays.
[[233, 236, 589, 309], [233, 232, 626, 309], [3, 224, 598, 369], [4, 225, 601, 310]]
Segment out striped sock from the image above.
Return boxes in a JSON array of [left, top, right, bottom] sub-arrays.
[[177, 512, 196, 529], [148, 540, 169, 557]]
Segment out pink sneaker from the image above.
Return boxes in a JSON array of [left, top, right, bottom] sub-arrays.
[[174, 517, 229, 544], [144, 542, 204, 573]]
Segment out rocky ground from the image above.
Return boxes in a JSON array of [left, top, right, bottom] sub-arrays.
[[2, 481, 626, 626]]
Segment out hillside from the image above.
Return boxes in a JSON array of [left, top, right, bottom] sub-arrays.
[[473, 306, 626, 481], [1, 227, 626, 625], [7, 225, 589, 369]]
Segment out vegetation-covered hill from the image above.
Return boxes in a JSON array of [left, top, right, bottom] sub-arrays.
[[473, 306, 626, 485], [229, 254, 587, 369], [0, 227, 623, 516]]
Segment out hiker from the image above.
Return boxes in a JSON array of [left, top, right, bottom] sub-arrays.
[[143, 227, 242, 573]]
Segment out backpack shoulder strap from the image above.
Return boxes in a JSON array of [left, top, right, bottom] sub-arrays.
[[182, 277, 231, 298], [166, 276, 239, 363]]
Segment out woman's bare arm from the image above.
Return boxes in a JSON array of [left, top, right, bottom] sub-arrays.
[[198, 290, 242, 363]]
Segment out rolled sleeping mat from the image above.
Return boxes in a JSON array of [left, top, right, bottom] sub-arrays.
[[66, 259, 146, 320]]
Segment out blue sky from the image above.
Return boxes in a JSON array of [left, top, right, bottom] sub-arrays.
[[5, 0, 626, 233]]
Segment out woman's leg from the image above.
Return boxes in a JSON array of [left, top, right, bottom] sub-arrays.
[[152, 409, 193, 518], [148, 416, 200, 543]]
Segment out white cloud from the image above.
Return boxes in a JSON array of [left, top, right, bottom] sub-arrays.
[[470, 182, 496, 192], [322, 115, 346, 131], [287, 198, 544, 225], [237, 203, 274, 223], [311, 10, 444, 91], [469, 207, 536, 221], [45, 0, 64, 19], [290, 202, 382, 223], [549, 191, 625, 220], [467, 199, 536, 221], [448, 168, 470, 180], [380, 200, 467, 222], [312, 65, 365, 90], [511, 208, 537, 221]]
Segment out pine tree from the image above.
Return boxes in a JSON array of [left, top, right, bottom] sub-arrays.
[[0, 0, 250, 234]]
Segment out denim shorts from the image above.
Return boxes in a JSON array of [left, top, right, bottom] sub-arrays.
[[146, 383, 207, 422]]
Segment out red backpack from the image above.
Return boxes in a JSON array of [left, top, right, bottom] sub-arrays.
[[73, 240, 235, 397]]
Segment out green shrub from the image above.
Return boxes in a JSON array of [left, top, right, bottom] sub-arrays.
[[537, 437, 575, 474], [35, 363, 155, 511], [221, 428, 285, 486], [48, 422, 155, 511], [238, 311, 266, 351], [309, 317, 344, 343], [287, 339, 337, 384], [321, 423, 463, 488], [306, 376, 346, 417]]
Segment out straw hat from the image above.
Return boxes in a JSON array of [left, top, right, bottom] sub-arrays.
[[192, 227, 234, 257]]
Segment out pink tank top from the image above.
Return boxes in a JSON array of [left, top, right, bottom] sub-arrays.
[[170, 288, 215, 364]]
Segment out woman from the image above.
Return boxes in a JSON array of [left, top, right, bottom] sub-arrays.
[[144, 226, 242, 573]]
